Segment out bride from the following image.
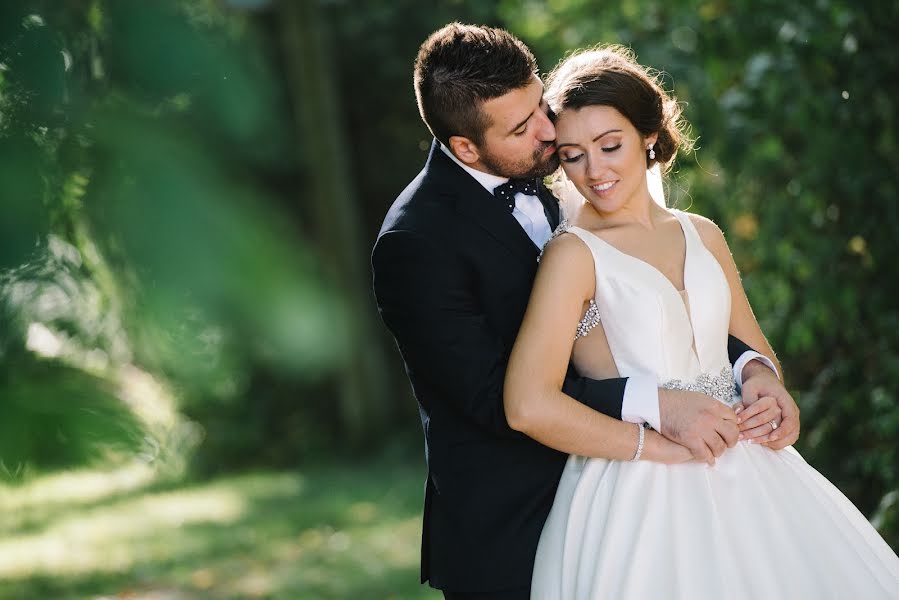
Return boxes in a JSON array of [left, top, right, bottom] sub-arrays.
[[504, 45, 899, 599]]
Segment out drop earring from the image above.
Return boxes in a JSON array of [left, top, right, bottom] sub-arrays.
[[648, 144, 656, 160]]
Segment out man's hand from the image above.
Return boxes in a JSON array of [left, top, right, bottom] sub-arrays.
[[658, 389, 740, 466], [740, 361, 800, 449]]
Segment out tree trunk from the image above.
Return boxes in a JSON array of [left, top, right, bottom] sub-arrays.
[[278, 0, 390, 444]]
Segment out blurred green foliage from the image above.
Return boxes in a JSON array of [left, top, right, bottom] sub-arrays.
[[0, 0, 346, 479], [1, 0, 896, 556]]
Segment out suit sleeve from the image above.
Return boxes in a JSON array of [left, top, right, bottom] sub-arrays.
[[561, 369, 627, 420], [373, 229, 627, 437], [727, 335, 755, 363]]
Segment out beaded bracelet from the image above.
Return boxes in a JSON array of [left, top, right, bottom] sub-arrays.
[[631, 423, 645, 462]]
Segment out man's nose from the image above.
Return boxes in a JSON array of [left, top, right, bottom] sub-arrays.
[[535, 108, 556, 141]]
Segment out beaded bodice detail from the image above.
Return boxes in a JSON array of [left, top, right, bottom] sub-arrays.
[[562, 210, 735, 401], [661, 366, 739, 407], [574, 300, 601, 340], [537, 218, 571, 263]]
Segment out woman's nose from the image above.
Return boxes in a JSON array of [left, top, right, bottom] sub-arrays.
[[585, 153, 604, 179]]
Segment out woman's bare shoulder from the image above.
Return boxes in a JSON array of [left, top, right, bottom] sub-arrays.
[[684, 211, 729, 252]]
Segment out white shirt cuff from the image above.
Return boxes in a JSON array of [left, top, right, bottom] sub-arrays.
[[733, 351, 779, 391], [622, 375, 661, 432]]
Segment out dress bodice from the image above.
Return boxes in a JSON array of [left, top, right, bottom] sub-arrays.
[[565, 210, 732, 389]]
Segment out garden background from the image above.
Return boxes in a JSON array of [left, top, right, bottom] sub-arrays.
[[1, 0, 896, 598]]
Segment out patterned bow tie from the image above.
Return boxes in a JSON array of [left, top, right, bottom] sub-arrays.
[[493, 178, 540, 211]]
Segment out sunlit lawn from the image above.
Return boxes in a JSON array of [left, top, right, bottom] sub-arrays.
[[0, 456, 441, 599]]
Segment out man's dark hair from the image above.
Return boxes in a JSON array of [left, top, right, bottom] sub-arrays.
[[414, 23, 538, 146]]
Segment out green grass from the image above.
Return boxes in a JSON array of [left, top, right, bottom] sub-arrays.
[[0, 457, 442, 599]]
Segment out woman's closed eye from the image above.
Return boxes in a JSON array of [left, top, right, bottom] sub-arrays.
[[560, 143, 622, 163]]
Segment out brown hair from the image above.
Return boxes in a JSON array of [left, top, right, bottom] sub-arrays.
[[414, 23, 538, 146], [544, 45, 692, 172]]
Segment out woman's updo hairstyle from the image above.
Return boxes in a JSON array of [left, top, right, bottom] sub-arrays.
[[544, 45, 692, 173]]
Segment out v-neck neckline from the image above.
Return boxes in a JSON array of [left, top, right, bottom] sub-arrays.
[[570, 210, 690, 298], [569, 210, 702, 368]]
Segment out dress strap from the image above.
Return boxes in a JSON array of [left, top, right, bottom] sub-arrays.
[[671, 209, 703, 249]]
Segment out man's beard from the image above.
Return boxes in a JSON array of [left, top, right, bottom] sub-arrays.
[[480, 142, 560, 180]]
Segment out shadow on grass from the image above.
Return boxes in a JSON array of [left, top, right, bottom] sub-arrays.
[[0, 457, 441, 599]]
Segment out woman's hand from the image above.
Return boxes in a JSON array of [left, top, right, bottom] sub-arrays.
[[735, 395, 783, 444], [740, 369, 799, 449], [642, 428, 694, 464]]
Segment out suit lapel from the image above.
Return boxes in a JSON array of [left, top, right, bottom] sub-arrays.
[[426, 141, 540, 267], [538, 183, 561, 230], [453, 190, 541, 266]]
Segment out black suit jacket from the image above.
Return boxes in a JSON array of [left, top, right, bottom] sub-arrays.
[[372, 141, 753, 593]]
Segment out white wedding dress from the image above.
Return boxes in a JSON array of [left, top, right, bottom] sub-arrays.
[[530, 209, 899, 599]]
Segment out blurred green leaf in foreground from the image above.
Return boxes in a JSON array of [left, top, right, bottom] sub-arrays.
[[0, 0, 345, 481]]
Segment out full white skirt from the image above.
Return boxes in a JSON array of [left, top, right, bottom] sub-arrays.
[[531, 442, 899, 599]]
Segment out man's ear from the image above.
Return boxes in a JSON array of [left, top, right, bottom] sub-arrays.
[[447, 135, 481, 165]]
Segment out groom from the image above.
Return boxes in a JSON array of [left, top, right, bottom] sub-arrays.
[[372, 23, 799, 599]]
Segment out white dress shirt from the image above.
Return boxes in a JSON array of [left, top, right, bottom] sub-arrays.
[[439, 145, 778, 430]]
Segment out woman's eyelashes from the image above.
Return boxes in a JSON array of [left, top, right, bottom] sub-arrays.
[[559, 142, 622, 163]]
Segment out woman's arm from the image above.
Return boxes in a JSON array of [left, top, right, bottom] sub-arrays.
[[504, 233, 690, 463], [690, 215, 784, 377], [691, 214, 802, 447]]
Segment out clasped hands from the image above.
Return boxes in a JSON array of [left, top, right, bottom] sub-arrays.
[[654, 368, 800, 466]]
